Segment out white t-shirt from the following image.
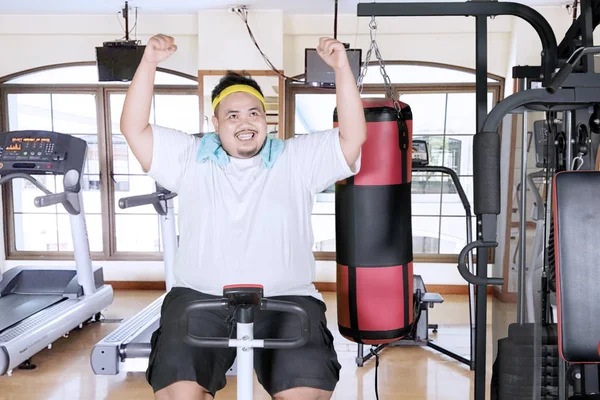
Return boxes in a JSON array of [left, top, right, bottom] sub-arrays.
[[147, 125, 361, 300]]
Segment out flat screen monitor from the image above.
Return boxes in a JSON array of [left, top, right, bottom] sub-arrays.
[[96, 43, 146, 82], [304, 48, 362, 87]]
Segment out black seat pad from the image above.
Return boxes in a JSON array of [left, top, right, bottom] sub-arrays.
[[553, 171, 600, 363]]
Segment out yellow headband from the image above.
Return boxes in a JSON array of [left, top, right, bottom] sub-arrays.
[[212, 84, 266, 111]]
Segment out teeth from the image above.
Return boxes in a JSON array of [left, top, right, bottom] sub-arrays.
[[237, 133, 254, 140]]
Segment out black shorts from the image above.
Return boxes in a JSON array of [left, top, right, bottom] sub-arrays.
[[146, 287, 342, 397]]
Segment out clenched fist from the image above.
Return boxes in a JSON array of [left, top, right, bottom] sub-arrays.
[[316, 37, 350, 72], [143, 34, 177, 65]]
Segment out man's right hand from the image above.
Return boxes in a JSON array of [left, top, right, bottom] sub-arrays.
[[143, 34, 178, 65]]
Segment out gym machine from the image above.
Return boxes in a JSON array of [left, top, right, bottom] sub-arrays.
[[355, 1, 600, 399], [352, 5, 554, 396], [91, 183, 178, 375], [0, 129, 114, 376], [487, 6, 600, 400]]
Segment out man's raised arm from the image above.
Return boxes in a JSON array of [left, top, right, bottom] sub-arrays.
[[120, 34, 177, 172], [316, 37, 367, 168]]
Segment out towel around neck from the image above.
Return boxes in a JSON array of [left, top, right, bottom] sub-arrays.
[[196, 133, 284, 168]]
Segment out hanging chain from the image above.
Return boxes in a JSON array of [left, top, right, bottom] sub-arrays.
[[356, 16, 401, 114]]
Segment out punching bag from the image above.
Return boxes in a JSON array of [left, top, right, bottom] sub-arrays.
[[334, 97, 414, 345]]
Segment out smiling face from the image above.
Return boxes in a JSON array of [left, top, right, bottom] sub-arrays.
[[212, 91, 268, 159]]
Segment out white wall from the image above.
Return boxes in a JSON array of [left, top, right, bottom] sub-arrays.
[[0, 14, 199, 78], [283, 14, 514, 77], [197, 10, 283, 71], [0, 6, 588, 287]]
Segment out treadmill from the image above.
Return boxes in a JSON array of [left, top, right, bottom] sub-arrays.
[[91, 184, 177, 375], [0, 130, 114, 376]]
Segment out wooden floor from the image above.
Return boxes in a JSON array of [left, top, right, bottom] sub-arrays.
[[0, 290, 503, 400]]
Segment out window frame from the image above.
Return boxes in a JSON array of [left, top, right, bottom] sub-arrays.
[[0, 61, 199, 261], [284, 61, 504, 263]]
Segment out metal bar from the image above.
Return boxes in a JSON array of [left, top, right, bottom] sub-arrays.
[[476, 15, 488, 132], [356, 1, 557, 84], [466, 213, 475, 372], [580, 0, 595, 73], [561, 72, 600, 88], [412, 166, 470, 213], [356, 343, 364, 367], [481, 88, 577, 133], [413, 164, 475, 370], [518, 78, 529, 325], [557, 0, 599, 66], [565, 110, 573, 169], [121, 342, 151, 359], [237, 322, 254, 400], [559, 356, 567, 400], [357, 343, 389, 367], [474, 14, 488, 400], [426, 341, 471, 366]]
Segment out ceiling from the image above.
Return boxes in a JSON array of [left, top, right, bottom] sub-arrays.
[[0, 0, 568, 15]]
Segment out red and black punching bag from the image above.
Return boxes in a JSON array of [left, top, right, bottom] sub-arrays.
[[333, 97, 414, 345]]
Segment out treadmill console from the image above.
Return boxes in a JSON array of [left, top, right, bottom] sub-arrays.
[[412, 139, 430, 167], [0, 130, 87, 176]]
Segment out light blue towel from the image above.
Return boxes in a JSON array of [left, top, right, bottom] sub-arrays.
[[196, 133, 284, 168]]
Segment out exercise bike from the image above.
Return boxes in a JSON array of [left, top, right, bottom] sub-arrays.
[[182, 284, 310, 400]]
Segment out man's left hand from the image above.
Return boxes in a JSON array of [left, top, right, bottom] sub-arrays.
[[317, 37, 350, 72]]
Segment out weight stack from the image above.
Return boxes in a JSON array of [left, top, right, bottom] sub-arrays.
[[491, 323, 559, 400]]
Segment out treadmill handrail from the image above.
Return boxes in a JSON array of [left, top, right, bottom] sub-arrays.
[[0, 172, 80, 215], [119, 189, 177, 216], [527, 170, 546, 221], [0, 172, 52, 195], [413, 165, 472, 216]]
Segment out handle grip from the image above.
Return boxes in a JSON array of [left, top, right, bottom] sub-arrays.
[[119, 194, 158, 209], [181, 298, 311, 350], [546, 63, 573, 94], [260, 299, 310, 349], [34, 192, 68, 208], [182, 299, 231, 348], [457, 240, 504, 286], [547, 46, 600, 93]]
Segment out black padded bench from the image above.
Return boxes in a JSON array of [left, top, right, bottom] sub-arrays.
[[553, 171, 600, 363]]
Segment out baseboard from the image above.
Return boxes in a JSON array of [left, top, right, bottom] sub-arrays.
[[106, 281, 166, 291], [107, 281, 491, 295], [314, 282, 336, 292], [426, 284, 493, 295]]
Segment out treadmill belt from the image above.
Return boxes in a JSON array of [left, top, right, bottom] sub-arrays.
[[0, 294, 65, 332]]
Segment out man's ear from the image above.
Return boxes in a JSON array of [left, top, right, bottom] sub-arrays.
[[212, 115, 219, 133]]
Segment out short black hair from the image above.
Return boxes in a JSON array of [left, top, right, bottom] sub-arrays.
[[211, 70, 264, 110]]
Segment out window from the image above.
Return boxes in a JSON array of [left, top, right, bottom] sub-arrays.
[[7, 92, 103, 252], [286, 62, 503, 262], [108, 92, 198, 253], [0, 63, 198, 259]]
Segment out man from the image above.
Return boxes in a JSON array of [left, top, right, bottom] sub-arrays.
[[120, 33, 366, 400]]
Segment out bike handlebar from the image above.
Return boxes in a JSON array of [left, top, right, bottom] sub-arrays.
[[181, 298, 311, 350], [260, 298, 310, 349]]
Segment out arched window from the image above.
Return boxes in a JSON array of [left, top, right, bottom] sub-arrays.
[[0, 62, 199, 260], [285, 61, 503, 262]]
